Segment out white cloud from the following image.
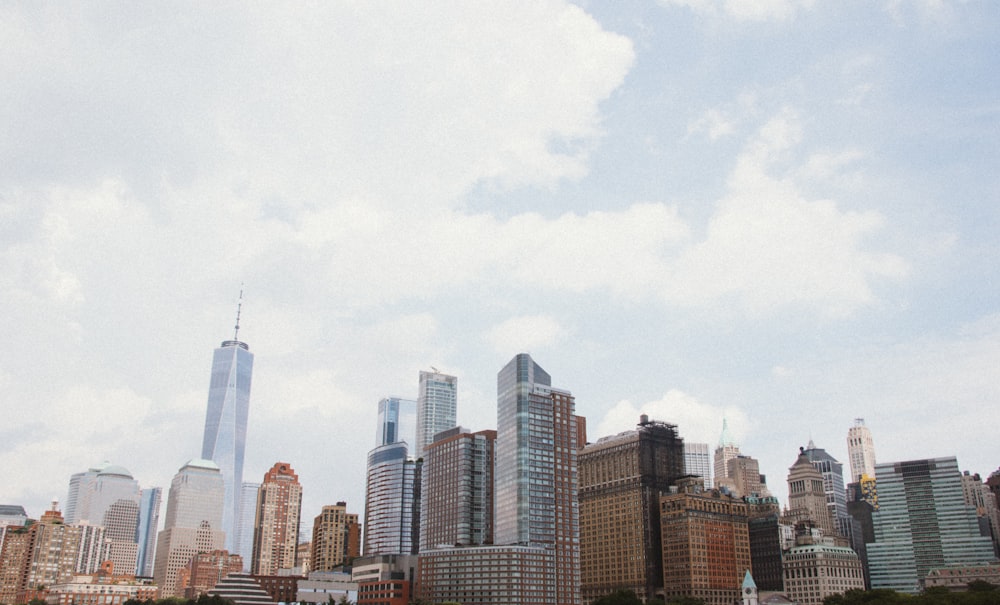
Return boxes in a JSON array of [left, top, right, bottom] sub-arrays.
[[659, 0, 815, 21], [595, 389, 752, 446]]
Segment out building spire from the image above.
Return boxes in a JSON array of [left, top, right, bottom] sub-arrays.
[[233, 285, 244, 341], [719, 417, 735, 447]]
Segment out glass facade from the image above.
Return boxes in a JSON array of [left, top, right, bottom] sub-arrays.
[[868, 457, 996, 593], [136, 487, 161, 577], [416, 371, 458, 459], [363, 442, 420, 556], [376, 397, 416, 448], [200, 339, 253, 553]]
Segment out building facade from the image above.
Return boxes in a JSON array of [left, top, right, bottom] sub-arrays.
[[728, 455, 770, 499], [419, 428, 496, 550], [363, 442, 421, 556], [311, 502, 360, 571], [0, 505, 83, 605], [63, 463, 143, 575], [746, 496, 784, 592], [415, 370, 458, 460], [180, 549, 243, 598], [200, 323, 254, 554], [684, 442, 712, 490], [252, 462, 303, 575], [782, 538, 865, 605], [417, 545, 556, 605], [713, 419, 741, 489], [868, 457, 996, 593], [786, 447, 837, 538], [846, 418, 876, 483], [153, 459, 226, 598], [660, 480, 751, 605], [578, 416, 684, 602], [803, 442, 850, 539], [376, 397, 416, 449], [136, 487, 161, 578], [494, 353, 581, 605]]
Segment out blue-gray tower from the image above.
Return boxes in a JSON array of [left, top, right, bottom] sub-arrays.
[[200, 294, 254, 552]]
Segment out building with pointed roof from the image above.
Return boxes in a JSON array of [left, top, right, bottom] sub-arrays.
[[714, 418, 741, 489]]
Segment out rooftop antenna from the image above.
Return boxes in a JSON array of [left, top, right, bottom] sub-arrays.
[[233, 284, 244, 341]]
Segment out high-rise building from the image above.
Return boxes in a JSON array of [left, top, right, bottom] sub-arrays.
[[660, 478, 751, 605], [728, 454, 770, 498], [0, 503, 83, 605], [867, 457, 996, 593], [234, 481, 260, 571], [961, 471, 1000, 557], [200, 302, 254, 553], [63, 463, 143, 575], [846, 418, 876, 483], [376, 397, 416, 448], [419, 427, 496, 551], [578, 416, 685, 602], [252, 462, 303, 575], [746, 496, 784, 592], [363, 442, 420, 556], [803, 441, 849, 538], [135, 487, 161, 578], [714, 418, 741, 489], [153, 459, 226, 598], [684, 442, 712, 490], [786, 447, 837, 537], [495, 353, 580, 605], [312, 502, 361, 571], [415, 371, 457, 460]]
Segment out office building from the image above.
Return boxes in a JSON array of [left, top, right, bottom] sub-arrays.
[[746, 496, 784, 592], [714, 418, 741, 489], [660, 478, 751, 605], [63, 463, 142, 575], [578, 416, 685, 602], [803, 441, 850, 538], [363, 441, 420, 556], [153, 459, 226, 598], [376, 397, 416, 448], [728, 454, 770, 498], [868, 457, 996, 593], [180, 549, 243, 598], [786, 447, 836, 538], [961, 471, 1000, 557], [311, 502, 361, 571], [353, 554, 417, 605], [252, 463, 302, 575], [415, 370, 457, 459], [136, 487, 161, 577], [782, 528, 865, 605], [200, 302, 254, 553], [684, 442, 712, 490], [235, 481, 260, 571], [419, 428, 496, 551], [846, 418, 876, 483]]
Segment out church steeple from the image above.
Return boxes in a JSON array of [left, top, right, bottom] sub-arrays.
[[742, 570, 758, 605]]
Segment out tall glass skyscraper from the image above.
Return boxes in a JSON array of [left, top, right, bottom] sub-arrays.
[[136, 487, 162, 577], [200, 316, 254, 552], [868, 457, 995, 593], [415, 371, 457, 459], [376, 397, 416, 448]]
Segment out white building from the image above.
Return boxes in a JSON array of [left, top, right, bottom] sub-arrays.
[[415, 370, 457, 459], [846, 418, 876, 483]]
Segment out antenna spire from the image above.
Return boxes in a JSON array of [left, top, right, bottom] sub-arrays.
[[234, 285, 244, 341]]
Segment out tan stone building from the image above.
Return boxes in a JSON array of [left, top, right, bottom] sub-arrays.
[[578, 416, 684, 603], [311, 502, 362, 571], [782, 530, 865, 605], [252, 462, 303, 575]]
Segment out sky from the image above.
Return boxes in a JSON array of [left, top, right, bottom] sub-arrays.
[[2, 1, 999, 535]]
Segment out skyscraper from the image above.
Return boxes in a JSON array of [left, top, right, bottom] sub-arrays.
[[153, 459, 226, 598], [311, 502, 360, 571], [420, 428, 496, 551], [846, 418, 876, 483], [868, 457, 996, 593], [0, 504, 82, 605], [578, 416, 685, 602], [415, 371, 457, 459], [803, 440, 850, 538], [714, 418, 741, 489], [251, 462, 303, 575], [728, 454, 770, 498], [786, 447, 836, 537], [63, 463, 142, 575], [363, 442, 420, 556], [684, 442, 712, 489], [495, 353, 580, 605], [376, 397, 416, 448], [200, 300, 254, 553], [234, 482, 260, 571], [136, 487, 161, 578]]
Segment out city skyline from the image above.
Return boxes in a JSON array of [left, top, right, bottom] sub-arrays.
[[1, 2, 999, 529]]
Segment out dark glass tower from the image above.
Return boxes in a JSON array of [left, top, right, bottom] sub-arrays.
[[201, 302, 254, 552]]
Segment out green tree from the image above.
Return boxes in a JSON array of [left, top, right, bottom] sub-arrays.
[[592, 589, 644, 605], [666, 596, 707, 605]]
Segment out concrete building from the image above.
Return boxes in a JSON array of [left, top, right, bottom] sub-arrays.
[[868, 457, 996, 593], [417, 544, 556, 604], [746, 496, 784, 592], [311, 502, 361, 571], [153, 459, 226, 598], [200, 306, 255, 554], [578, 416, 685, 602], [714, 418, 741, 489], [45, 574, 158, 605], [786, 447, 836, 538], [415, 370, 458, 460], [63, 463, 143, 575], [803, 441, 850, 539], [961, 470, 1000, 557], [728, 454, 771, 499], [207, 573, 276, 605], [419, 428, 496, 551], [252, 462, 302, 575], [363, 441, 421, 556], [660, 479, 751, 605], [352, 554, 417, 605], [297, 571, 358, 604], [782, 527, 865, 605], [846, 418, 876, 483], [923, 563, 1000, 591], [0, 504, 83, 605], [684, 442, 712, 490]]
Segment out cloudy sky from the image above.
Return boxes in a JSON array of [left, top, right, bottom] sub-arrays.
[[2, 1, 998, 531]]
